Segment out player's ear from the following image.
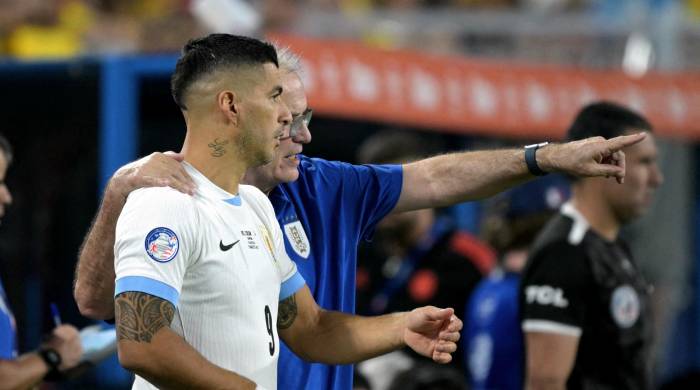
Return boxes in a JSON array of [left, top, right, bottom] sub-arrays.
[[218, 91, 238, 122]]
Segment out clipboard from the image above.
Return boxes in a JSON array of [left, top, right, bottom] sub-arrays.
[[79, 324, 117, 364]]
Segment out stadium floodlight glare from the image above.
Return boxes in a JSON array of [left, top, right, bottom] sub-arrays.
[[623, 32, 654, 78]]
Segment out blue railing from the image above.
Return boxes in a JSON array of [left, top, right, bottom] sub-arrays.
[[99, 55, 178, 191]]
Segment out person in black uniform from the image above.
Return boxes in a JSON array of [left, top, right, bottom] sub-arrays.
[[520, 101, 663, 390]]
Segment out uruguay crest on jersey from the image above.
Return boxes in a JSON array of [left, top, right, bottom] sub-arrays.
[[283, 220, 310, 259]]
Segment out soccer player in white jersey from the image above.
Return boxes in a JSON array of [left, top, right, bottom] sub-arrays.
[[113, 34, 463, 390]]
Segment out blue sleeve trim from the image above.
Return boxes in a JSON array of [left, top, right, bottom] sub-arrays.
[[360, 163, 403, 241], [115, 276, 180, 307], [279, 271, 305, 301], [387, 164, 403, 205]]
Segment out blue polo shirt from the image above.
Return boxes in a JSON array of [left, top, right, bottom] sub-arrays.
[[463, 270, 523, 390], [271, 155, 402, 390], [0, 277, 17, 360]]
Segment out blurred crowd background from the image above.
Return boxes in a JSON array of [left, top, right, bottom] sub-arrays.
[[2, 0, 700, 68], [1, 0, 699, 389]]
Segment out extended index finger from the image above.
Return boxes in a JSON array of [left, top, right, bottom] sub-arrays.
[[605, 132, 646, 152], [615, 150, 626, 184]]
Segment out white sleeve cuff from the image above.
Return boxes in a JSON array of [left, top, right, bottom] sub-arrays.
[[522, 319, 582, 337]]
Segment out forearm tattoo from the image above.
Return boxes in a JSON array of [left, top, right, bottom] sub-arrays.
[[115, 292, 175, 343], [277, 295, 298, 330], [208, 138, 229, 157]]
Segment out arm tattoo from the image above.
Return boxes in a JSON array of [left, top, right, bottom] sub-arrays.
[[115, 292, 175, 343], [277, 295, 298, 330], [208, 138, 229, 157]]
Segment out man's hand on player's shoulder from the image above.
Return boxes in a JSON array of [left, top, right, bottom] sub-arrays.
[[109, 151, 195, 200]]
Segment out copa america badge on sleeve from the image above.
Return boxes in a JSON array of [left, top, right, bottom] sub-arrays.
[[144, 227, 180, 263]]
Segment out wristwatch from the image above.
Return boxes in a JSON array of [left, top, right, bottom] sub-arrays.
[[524, 142, 549, 176], [39, 348, 62, 380]]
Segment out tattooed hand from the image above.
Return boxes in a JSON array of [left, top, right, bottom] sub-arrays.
[[115, 292, 175, 343]]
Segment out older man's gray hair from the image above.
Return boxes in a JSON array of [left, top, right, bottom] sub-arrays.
[[275, 45, 302, 74]]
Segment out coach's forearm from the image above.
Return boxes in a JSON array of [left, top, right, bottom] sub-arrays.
[[74, 181, 125, 319], [118, 328, 256, 390], [296, 311, 406, 364], [395, 149, 533, 212]]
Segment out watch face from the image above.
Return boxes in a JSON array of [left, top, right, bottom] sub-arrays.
[[47, 350, 60, 363], [42, 348, 61, 367]]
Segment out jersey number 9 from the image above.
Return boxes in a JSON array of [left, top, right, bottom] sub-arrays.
[[265, 305, 275, 356]]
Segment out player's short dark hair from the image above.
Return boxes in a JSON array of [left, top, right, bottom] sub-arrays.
[[0, 133, 12, 165], [566, 101, 653, 142], [171, 34, 278, 110]]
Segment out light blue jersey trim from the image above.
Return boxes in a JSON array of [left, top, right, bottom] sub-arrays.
[[280, 272, 305, 300], [223, 196, 242, 206], [115, 276, 180, 307]]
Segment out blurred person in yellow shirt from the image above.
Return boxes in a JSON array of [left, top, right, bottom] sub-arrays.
[[4, 0, 93, 59]]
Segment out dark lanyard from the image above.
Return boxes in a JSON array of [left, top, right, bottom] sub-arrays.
[[369, 217, 452, 315]]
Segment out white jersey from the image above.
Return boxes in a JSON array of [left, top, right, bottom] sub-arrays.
[[114, 162, 305, 390]]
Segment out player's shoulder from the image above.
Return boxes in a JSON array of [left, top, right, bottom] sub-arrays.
[[129, 186, 193, 201], [117, 187, 200, 233], [239, 184, 276, 215], [125, 187, 196, 210], [239, 184, 269, 203]]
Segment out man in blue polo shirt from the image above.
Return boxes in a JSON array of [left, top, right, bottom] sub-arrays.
[[74, 46, 646, 389]]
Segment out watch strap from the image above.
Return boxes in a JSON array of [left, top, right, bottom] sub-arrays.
[[39, 348, 62, 380], [524, 142, 549, 176]]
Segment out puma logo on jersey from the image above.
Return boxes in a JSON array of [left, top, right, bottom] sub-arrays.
[[525, 285, 569, 308]]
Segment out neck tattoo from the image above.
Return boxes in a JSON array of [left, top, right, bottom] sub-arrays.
[[208, 138, 229, 157]]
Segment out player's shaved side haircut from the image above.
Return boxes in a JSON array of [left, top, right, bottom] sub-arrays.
[[171, 34, 279, 110]]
